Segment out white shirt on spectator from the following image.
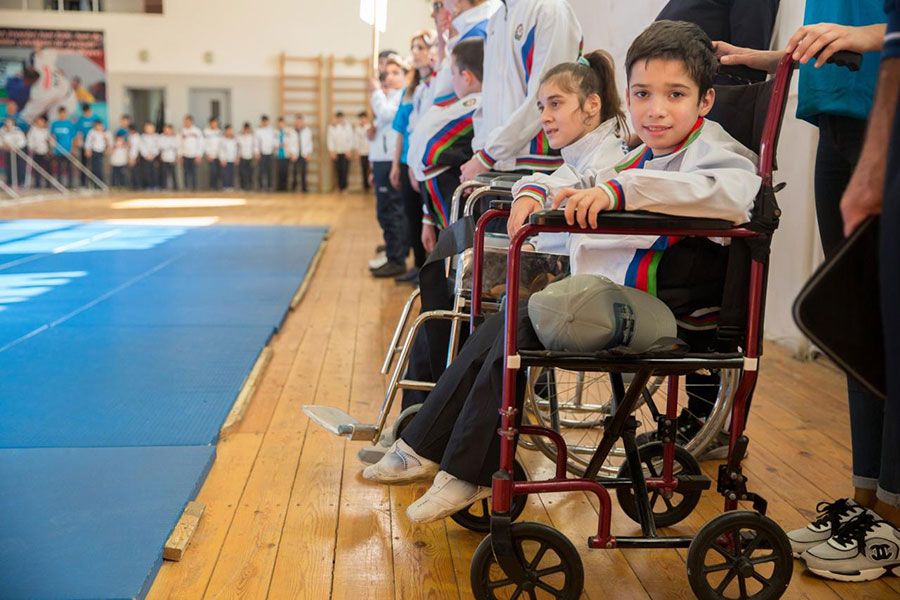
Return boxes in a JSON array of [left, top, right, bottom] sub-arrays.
[[159, 134, 179, 163]]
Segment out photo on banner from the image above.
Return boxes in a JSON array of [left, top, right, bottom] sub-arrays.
[[0, 27, 107, 129]]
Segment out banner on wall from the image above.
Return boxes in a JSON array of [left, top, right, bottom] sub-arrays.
[[0, 27, 107, 129]]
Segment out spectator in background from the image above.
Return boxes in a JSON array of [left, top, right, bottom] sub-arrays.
[[158, 123, 179, 190], [293, 114, 313, 193], [135, 121, 160, 190], [255, 115, 276, 191], [115, 114, 131, 140], [275, 116, 292, 192], [75, 103, 95, 186], [204, 117, 223, 190], [83, 119, 109, 187], [354, 111, 371, 192], [219, 124, 238, 191], [109, 133, 129, 188], [27, 115, 51, 188], [326, 111, 355, 194], [237, 122, 257, 191], [179, 115, 203, 190], [0, 117, 27, 187], [49, 106, 76, 187]]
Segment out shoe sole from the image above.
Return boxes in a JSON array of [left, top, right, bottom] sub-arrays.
[[406, 491, 492, 523], [362, 468, 438, 485], [807, 564, 899, 582]]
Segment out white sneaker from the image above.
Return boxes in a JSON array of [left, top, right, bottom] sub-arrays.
[[362, 439, 439, 484], [405, 470, 491, 523], [368, 252, 388, 270], [787, 498, 866, 557], [802, 510, 900, 582]]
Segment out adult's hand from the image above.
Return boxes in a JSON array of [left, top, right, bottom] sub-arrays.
[[408, 168, 420, 193], [786, 23, 886, 68], [840, 163, 883, 236], [713, 41, 782, 74], [459, 156, 489, 183]]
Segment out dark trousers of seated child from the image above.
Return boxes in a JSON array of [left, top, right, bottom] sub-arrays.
[[399, 163, 426, 268], [222, 162, 235, 189], [32, 153, 50, 188], [89, 154, 105, 186], [372, 160, 409, 265], [401, 307, 719, 486], [111, 165, 126, 187], [183, 158, 198, 190], [160, 162, 177, 190]]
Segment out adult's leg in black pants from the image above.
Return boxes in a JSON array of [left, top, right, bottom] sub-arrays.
[[815, 115, 885, 496], [401, 310, 543, 487], [399, 163, 426, 268], [336, 153, 349, 190]]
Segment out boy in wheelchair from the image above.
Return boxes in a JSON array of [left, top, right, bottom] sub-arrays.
[[364, 20, 762, 524]]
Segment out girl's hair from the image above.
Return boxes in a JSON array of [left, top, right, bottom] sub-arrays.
[[540, 50, 628, 136], [405, 29, 436, 100]]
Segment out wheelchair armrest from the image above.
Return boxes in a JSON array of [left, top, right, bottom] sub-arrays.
[[490, 199, 513, 211], [529, 209, 736, 231], [474, 171, 519, 185]]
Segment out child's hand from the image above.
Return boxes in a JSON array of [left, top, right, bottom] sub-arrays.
[[421, 224, 437, 253], [552, 188, 614, 229], [507, 196, 543, 238], [389, 162, 401, 190], [459, 156, 489, 183]]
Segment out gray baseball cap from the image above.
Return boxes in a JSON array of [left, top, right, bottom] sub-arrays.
[[528, 274, 677, 353]]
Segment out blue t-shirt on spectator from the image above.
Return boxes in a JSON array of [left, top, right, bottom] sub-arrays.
[[797, 0, 886, 124], [50, 119, 76, 155], [76, 113, 95, 143], [392, 91, 414, 165]]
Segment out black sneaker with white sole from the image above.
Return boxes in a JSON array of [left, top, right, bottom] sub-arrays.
[[802, 510, 900, 582], [371, 260, 407, 278], [786, 498, 866, 557]]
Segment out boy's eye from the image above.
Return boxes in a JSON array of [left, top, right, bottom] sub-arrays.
[[671, 91, 685, 98]]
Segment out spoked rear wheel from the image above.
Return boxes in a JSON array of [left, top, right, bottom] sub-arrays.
[[687, 511, 793, 600], [451, 461, 528, 533], [470, 522, 584, 599]]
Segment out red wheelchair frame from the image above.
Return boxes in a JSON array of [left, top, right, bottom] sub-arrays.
[[464, 52, 859, 599]]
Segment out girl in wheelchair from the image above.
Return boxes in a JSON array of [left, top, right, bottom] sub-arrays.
[[363, 21, 762, 525]]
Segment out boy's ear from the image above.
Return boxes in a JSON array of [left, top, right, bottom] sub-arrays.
[[698, 87, 715, 117]]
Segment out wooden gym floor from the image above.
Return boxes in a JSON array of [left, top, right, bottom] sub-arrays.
[[2, 192, 896, 599]]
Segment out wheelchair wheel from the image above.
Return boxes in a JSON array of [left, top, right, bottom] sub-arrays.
[[470, 522, 584, 599], [451, 460, 528, 533], [522, 367, 739, 477], [616, 442, 702, 528], [687, 511, 793, 600]]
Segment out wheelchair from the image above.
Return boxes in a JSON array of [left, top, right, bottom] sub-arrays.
[[466, 51, 862, 599]]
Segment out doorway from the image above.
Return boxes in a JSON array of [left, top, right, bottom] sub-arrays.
[[189, 88, 231, 127], [125, 87, 166, 129]]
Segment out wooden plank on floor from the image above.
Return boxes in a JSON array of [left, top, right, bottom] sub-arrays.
[[163, 501, 206, 561]]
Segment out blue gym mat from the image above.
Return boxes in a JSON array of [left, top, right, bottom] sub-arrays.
[[0, 219, 327, 599]]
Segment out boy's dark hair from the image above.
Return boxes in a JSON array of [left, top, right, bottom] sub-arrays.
[[452, 38, 484, 83], [243, 121, 251, 129], [541, 50, 628, 135], [58, 106, 66, 114], [625, 20, 718, 98], [93, 118, 103, 125], [335, 111, 345, 118], [184, 114, 193, 121], [82, 103, 92, 112], [260, 115, 269, 121], [357, 111, 367, 118], [209, 116, 218, 124], [378, 49, 398, 59]]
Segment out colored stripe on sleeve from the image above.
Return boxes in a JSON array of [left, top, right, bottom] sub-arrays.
[[475, 149, 496, 169], [517, 183, 549, 205], [521, 25, 537, 84], [433, 93, 458, 107], [422, 111, 475, 168], [425, 177, 450, 229], [598, 179, 625, 211]]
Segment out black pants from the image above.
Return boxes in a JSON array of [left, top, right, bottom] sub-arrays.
[[139, 156, 158, 189], [399, 163, 426, 268], [815, 114, 888, 493], [111, 165, 126, 187], [360, 155, 370, 190], [334, 154, 349, 191], [207, 158, 221, 190], [79, 147, 89, 186], [2, 150, 26, 186], [258, 154, 273, 190], [292, 156, 308, 192], [53, 154, 73, 187], [32, 153, 50, 188], [373, 160, 409, 264], [183, 158, 198, 190], [276, 157, 290, 191], [239, 159, 253, 190], [89, 153, 104, 186], [160, 162, 177, 190], [222, 162, 235, 189]]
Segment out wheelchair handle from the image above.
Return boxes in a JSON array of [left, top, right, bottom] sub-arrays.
[[820, 50, 862, 71]]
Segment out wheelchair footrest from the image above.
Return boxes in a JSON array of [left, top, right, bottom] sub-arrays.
[[674, 474, 713, 492], [301, 405, 379, 441]]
